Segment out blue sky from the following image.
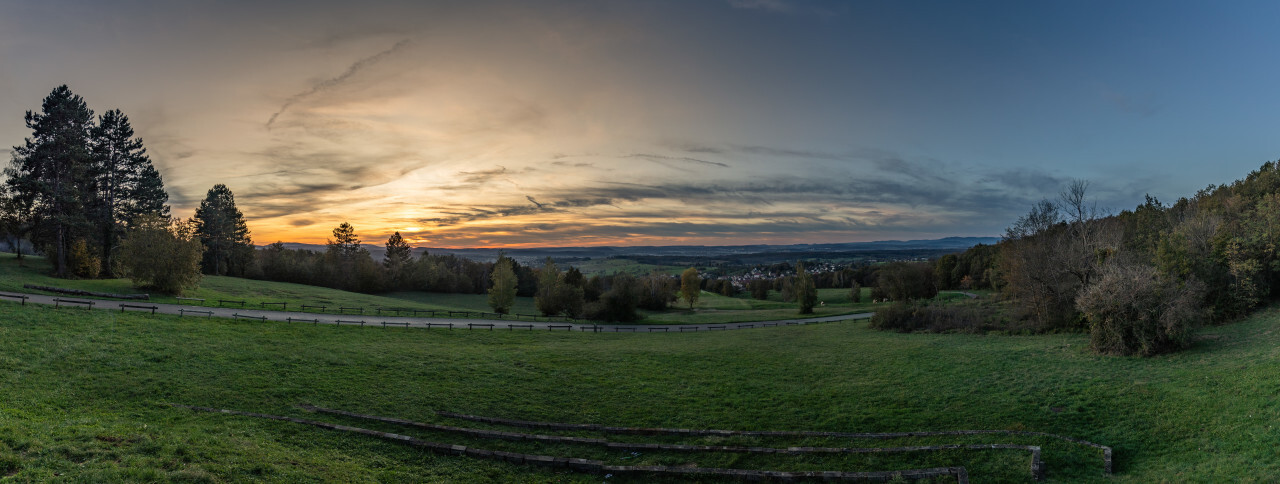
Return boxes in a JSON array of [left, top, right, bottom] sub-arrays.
[[2, 0, 1278, 246]]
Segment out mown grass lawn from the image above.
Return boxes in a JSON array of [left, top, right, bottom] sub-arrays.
[[2, 298, 1277, 482]]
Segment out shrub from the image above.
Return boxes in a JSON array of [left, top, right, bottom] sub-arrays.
[[869, 301, 1002, 333], [118, 215, 203, 295], [68, 239, 100, 279], [874, 261, 938, 301], [1077, 260, 1205, 356], [869, 302, 917, 331], [582, 273, 640, 322], [638, 272, 676, 310]]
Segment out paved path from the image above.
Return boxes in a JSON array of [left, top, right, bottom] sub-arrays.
[[0, 291, 872, 333]]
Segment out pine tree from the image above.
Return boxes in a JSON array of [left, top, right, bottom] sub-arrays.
[[5, 85, 96, 277], [383, 231, 412, 285], [324, 222, 375, 291], [193, 184, 252, 275], [89, 108, 170, 274], [488, 254, 517, 314], [327, 222, 360, 259]]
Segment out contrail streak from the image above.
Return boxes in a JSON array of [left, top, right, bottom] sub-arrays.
[[266, 39, 412, 129]]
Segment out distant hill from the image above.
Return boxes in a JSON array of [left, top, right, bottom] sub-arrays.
[[267, 237, 999, 264]]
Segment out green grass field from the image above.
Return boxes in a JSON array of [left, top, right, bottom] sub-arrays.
[[640, 288, 881, 325], [0, 253, 479, 313], [2, 298, 1277, 482]]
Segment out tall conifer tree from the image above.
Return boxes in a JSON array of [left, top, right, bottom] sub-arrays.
[[5, 85, 95, 277], [90, 108, 170, 273], [383, 231, 412, 285], [193, 184, 252, 275]]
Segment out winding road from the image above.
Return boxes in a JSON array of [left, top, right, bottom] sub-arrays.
[[0, 291, 872, 333]]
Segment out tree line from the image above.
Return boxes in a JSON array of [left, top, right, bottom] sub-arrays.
[[3, 86, 273, 295], [3, 86, 170, 278], [902, 166, 1280, 356]]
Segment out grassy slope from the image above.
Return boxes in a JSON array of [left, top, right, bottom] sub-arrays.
[[0, 253, 533, 315], [2, 301, 1278, 482]]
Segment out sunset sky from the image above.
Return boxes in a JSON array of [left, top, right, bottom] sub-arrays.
[[4, 1, 1280, 247]]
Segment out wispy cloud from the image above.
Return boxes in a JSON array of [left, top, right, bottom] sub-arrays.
[[625, 153, 730, 169], [266, 39, 413, 129], [732, 144, 849, 161], [457, 166, 511, 184], [420, 202, 560, 227]]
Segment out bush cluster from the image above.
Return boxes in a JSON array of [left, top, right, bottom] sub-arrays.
[[1077, 260, 1206, 356], [869, 301, 1001, 333]]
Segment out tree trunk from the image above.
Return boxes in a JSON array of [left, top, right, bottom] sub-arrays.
[[55, 224, 67, 277]]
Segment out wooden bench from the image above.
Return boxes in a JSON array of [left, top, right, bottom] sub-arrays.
[[679, 326, 698, 332], [380, 321, 410, 328], [0, 293, 29, 305], [119, 303, 158, 314], [301, 305, 327, 312], [547, 325, 572, 331], [335, 319, 365, 326], [507, 324, 534, 330], [337, 306, 363, 315], [467, 323, 494, 330], [232, 313, 266, 321], [218, 299, 246, 307], [287, 317, 319, 324], [178, 309, 213, 317], [426, 322, 454, 329], [708, 325, 726, 330], [54, 298, 94, 309], [260, 302, 287, 310], [648, 327, 669, 332]]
